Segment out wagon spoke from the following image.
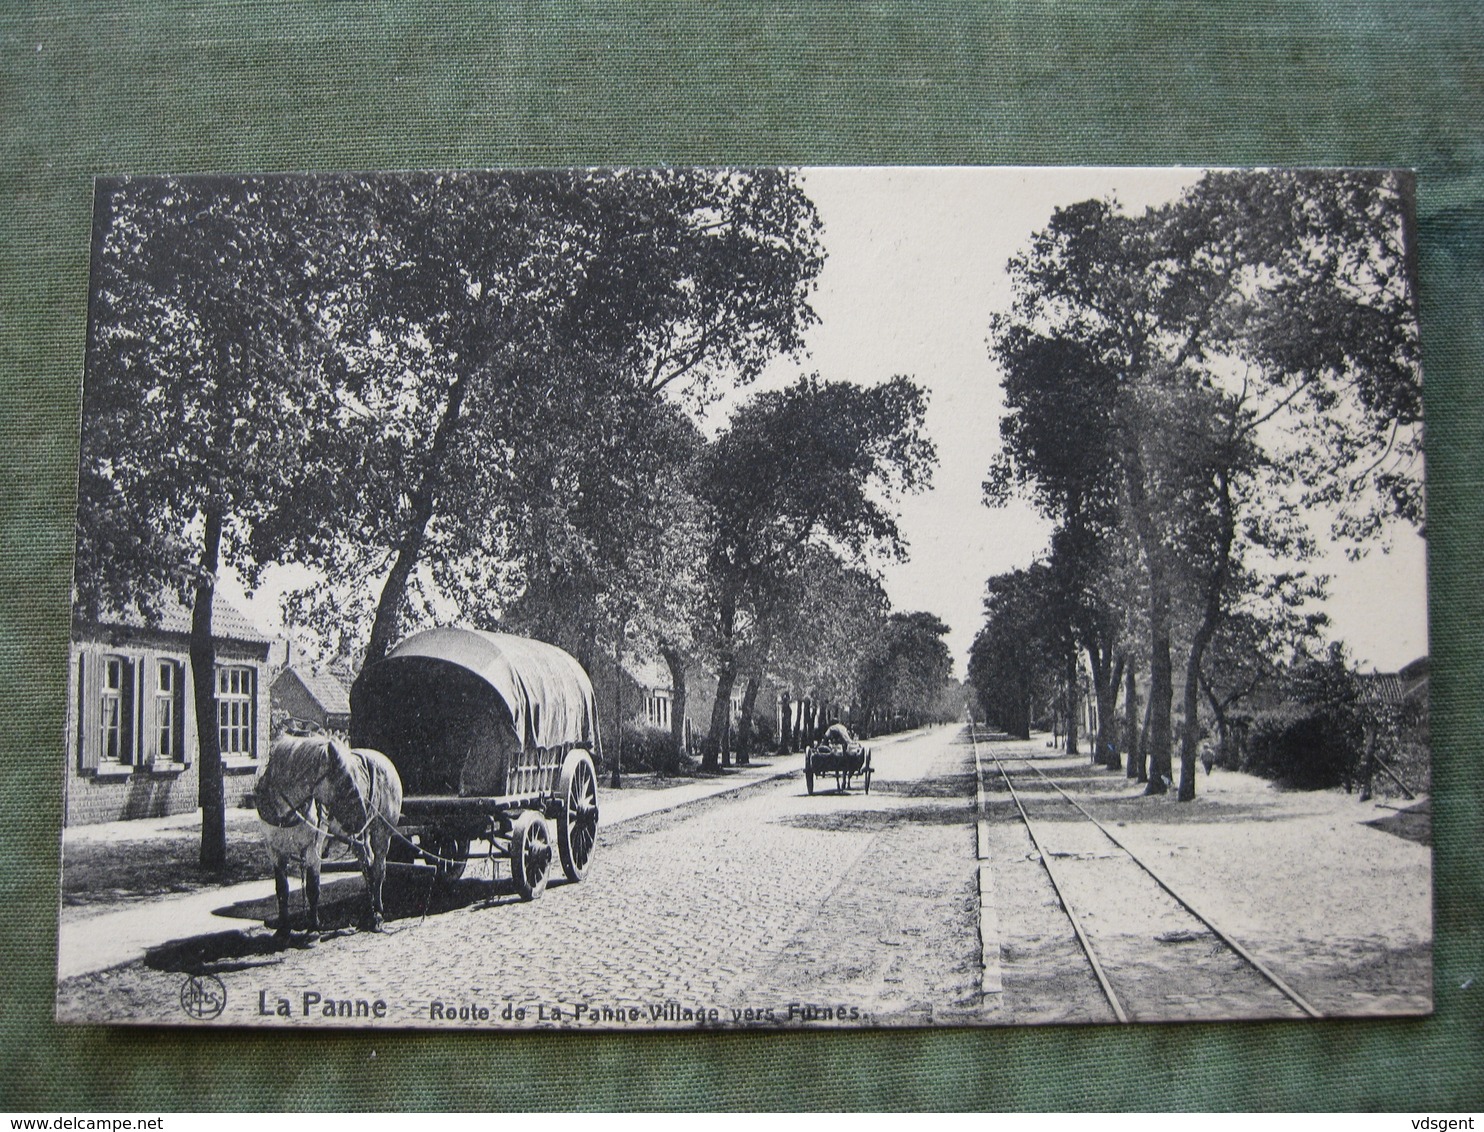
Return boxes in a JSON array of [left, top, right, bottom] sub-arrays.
[[557, 750, 599, 882]]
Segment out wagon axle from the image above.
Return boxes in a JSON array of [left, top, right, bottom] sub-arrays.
[[353, 629, 605, 906]]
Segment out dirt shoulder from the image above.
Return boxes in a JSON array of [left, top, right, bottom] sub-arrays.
[[994, 742, 1433, 1019]]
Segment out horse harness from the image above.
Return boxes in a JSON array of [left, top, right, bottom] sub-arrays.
[[260, 748, 386, 851]]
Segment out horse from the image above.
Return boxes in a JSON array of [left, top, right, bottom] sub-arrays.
[[255, 733, 403, 940]]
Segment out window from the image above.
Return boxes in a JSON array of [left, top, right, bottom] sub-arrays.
[[217, 665, 256, 758], [100, 654, 136, 764], [156, 660, 182, 761], [645, 692, 671, 731]]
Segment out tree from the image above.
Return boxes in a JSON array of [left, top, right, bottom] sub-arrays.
[[986, 325, 1129, 766], [694, 374, 935, 769], [968, 565, 1064, 739], [499, 382, 707, 786], [739, 545, 888, 758], [989, 171, 1423, 799], [269, 169, 825, 669], [1199, 575, 1328, 764], [857, 611, 955, 735], [78, 175, 358, 866]]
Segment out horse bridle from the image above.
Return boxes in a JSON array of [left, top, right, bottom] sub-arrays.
[[261, 751, 384, 847]]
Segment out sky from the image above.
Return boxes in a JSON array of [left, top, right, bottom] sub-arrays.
[[223, 167, 1431, 676], [746, 167, 1431, 675]]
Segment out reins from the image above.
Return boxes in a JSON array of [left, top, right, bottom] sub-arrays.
[[261, 739, 471, 871], [262, 747, 386, 850]]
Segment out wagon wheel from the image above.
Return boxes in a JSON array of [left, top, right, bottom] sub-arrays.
[[864, 750, 873, 795], [386, 830, 417, 866], [557, 749, 599, 882], [509, 810, 551, 901], [423, 830, 469, 886], [804, 750, 815, 796]]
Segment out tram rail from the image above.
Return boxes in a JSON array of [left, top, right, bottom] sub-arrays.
[[968, 721, 1323, 1022]]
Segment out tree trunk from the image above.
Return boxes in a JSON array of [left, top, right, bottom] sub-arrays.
[[1177, 649, 1203, 802], [706, 662, 735, 773], [1085, 644, 1104, 765], [737, 673, 760, 765], [1178, 469, 1235, 802], [660, 643, 687, 774], [365, 367, 473, 666], [1123, 428, 1172, 794], [1137, 692, 1153, 783], [1201, 678, 1232, 770], [1124, 664, 1141, 780], [1096, 650, 1124, 770], [1144, 575, 1174, 794], [611, 623, 626, 789], [191, 503, 226, 870], [705, 602, 736, 772], [1065, 645, 1079, 757], [777, 691, 793, 755]]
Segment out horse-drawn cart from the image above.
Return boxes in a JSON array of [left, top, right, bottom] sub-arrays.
[[350, 628, 601, 900], [803, 723, 873, 795]]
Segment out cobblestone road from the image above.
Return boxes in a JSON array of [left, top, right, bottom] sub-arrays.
[[56, 726, 985, 1031]]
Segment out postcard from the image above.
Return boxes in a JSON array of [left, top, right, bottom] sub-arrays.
[[56, 167, 1431, 1028]]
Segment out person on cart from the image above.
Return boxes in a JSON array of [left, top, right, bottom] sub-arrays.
[[822, 722, 858, 752]]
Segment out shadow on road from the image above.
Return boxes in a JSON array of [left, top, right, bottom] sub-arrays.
[[142, 865, 580, 974], [1363, 800, 1431, 846], [777, 803, 972, 834]]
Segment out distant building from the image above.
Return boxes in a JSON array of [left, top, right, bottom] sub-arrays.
[[65, 594, 271, 825], [271, 665, 351, 734], [625, 656, 676, 733], [623, 652, 748, 750], [1361, 656, 1430, 710], [1398, 656, 1430, 705]]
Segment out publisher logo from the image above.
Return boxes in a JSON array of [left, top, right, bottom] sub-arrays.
[[180, 973, 226, 1019]]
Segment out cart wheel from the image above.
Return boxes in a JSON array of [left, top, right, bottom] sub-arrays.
[[557, 749, 599, 882], [424, 830, 469, 886], [386, 831, 416, 866], [510, 811, 551, 901], [804, 751, 815, 796], [864, 751, 873, 794]]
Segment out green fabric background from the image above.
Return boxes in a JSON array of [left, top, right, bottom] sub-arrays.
[[1, 0, 1480, 1112]]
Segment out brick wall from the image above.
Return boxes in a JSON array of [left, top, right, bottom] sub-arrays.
[[65, 630, 269, 826]]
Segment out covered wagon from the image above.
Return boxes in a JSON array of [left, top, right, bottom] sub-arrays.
[[350, 627, 601, 900]]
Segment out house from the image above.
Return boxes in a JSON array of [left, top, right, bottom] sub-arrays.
[[623, 653, 747, 751], [1360, 656, 1430, 711], [1398, 656, 1430, 705], [65, 594, 272, 825], [271, 664, 351, 734]]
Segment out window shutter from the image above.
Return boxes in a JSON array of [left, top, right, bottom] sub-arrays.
[[181, 657, 194, 766], [77, 649, 99, 772], [174, 664, 187, 763], [120, 656, 137, 766], [140, 652, 158, 765]]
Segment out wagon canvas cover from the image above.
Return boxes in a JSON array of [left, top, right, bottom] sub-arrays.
[[55, 167, 1432, 1032], [352, 627, 601, 756]]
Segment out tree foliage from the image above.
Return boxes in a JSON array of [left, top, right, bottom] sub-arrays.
[[857, 611, 956, 733], [253, 169, 826, 667], [692, 374, 935, 766], [78, 175, 364, 864], [968, 565, 1064, 739], [985, 170, 1424, 798]]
